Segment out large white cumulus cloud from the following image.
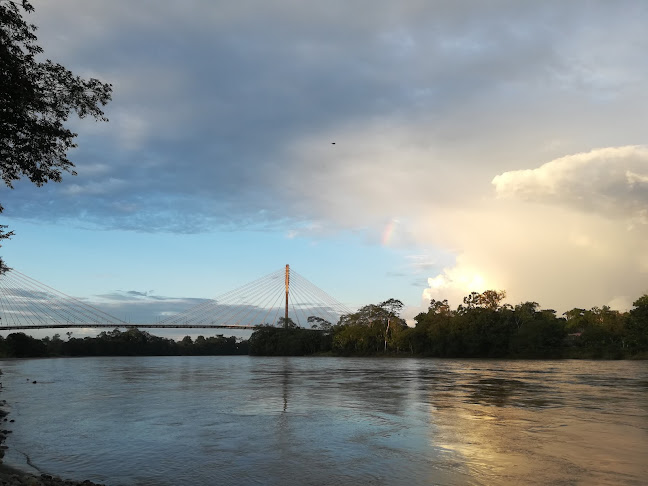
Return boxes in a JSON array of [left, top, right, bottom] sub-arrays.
[[493, 146, 648, 226], [418, 147, 648, 314]]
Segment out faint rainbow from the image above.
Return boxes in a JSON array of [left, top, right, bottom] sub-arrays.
[[382, 220, 397, 246]]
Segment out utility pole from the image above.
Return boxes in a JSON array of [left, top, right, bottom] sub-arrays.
[[284, 264, 290, 328]]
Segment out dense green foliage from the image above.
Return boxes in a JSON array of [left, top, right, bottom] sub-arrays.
[[408, 292, 566, 358], [248, 326, 332, 356], [0, 328, 248, 357], [249, 292, 648, 359]]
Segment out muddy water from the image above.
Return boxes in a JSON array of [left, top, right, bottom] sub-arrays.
[[0, 356, 646, 485]]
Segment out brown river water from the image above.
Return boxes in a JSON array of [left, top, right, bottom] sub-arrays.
[[0, 356, 646, 485]]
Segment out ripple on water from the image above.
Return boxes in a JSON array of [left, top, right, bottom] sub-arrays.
[[0, 356, 646, 486]]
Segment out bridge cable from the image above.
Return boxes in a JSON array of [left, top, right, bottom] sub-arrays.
[[291, 270, 354, 315], [259, 290, 285, 326], [239, 279, 286, 326], [8, 270, 126, 325], [0, 279, 26, 327], [213, 271, 285, 326], [288, 273, 344, 325], [0, 272, 71, 326], [231, 276, 284, 326], [160, 268, 284, 325]]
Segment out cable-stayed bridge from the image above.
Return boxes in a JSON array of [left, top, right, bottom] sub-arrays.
[[0, 265, 352, 332]]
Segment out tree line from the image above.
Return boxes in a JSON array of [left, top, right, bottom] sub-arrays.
[[0, 291, 647, 359], [250, 292, 648, 359], [0, 328, 248, 358]]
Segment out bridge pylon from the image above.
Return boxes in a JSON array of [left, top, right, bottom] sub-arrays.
[[285, 264, 289, 328]]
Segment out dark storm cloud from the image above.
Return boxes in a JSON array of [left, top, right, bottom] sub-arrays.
[[5, 0, 648, 233]]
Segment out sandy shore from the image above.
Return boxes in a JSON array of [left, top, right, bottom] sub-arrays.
[[0, 371, 105, 486]]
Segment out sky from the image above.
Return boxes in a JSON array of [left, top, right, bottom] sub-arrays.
[[2, 0, 648, 338]]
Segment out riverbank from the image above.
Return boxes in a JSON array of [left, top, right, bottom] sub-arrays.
[[0, 464, 104, 486], [0, 371, 105, 486], [0, 463, 96, 485]]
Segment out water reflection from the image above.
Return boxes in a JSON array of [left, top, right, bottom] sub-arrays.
[[0, 357, 646, 485], [336, 363, 414, 416], [281, 358, 290, 413], [420, 360, 648, 485]]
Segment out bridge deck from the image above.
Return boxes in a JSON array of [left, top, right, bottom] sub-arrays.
[[0, 324, 261, 331]]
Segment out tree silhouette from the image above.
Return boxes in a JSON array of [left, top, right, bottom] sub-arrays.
[[0, 1, 112, 271]]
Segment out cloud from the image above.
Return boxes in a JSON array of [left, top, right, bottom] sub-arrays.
[[5, 0, 645, 233], [423, 259, 494, 307], [61, 178, 128, 196], [402, 254, 447, 274], [417, 147, 648, 313], [4, 0, 648, 316], [492, 146, 648, 223], [92, 291, 209, 322], [97, 290, 200, 303]]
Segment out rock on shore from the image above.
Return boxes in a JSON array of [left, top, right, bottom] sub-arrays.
[[0, 468, 105, 486]]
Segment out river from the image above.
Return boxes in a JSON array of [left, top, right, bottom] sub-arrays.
[[0, 357, 646, 485]]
